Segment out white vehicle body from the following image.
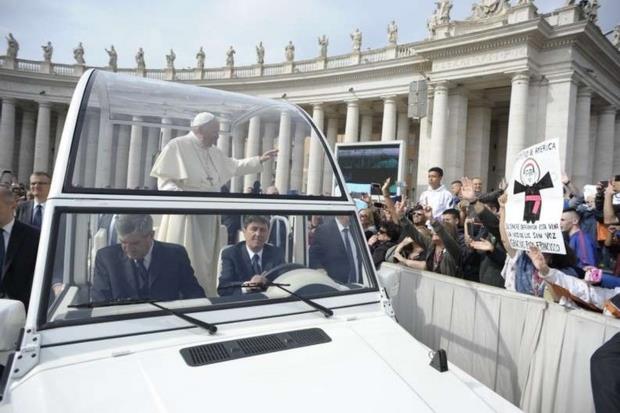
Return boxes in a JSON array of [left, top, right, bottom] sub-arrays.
[[0, 70, 520, 412]]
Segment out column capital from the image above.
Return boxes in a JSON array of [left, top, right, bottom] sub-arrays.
[[36, 101, 53, 109], [312, 102, 325, 111], [344, 99, 359, 107], [380, 95, 398, 102], [577, 86, 593, 98], [430, 80, 450, 92], [600, 105, 618, 115], [1, 97, 17, 105], [509, 71, 530, 83]]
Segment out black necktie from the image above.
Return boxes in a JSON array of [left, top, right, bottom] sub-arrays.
[[135, 258, 149, 297], [342, 228, 357, 283], [32, 204, 42, 228], [252, 254, 262, 275], [0, 228, 5, 279]]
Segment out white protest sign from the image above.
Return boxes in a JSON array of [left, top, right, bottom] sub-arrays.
[[505, 139, 566, 254]]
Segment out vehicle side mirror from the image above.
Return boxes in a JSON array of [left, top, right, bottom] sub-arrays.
[[0, 299, 26, 366]]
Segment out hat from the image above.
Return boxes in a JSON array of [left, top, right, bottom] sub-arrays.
[[190, 112, 215, 127]]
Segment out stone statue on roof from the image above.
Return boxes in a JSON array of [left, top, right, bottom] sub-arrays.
[[256, 41, 265, 64], [285, 41, 295, 62], [196, 47, 205, 69], [612, 25, 620, 49], [166, 49, 176, 69], [42, 41, 53, 62], [470, 0, 510, 19], [318, 35, 328, 58], [226, 46, 235, 67], [428, 1, 452, 34], [135, 47, 145, 70], [73, 42, 85, 65], [105, 45, 117, 70], [351, 28, 362, 52], [6, 33, 19, 59], [388, 20, 398, 45]]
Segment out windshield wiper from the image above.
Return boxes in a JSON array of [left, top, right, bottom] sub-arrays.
[[70, 298, 217, 334], [226, 281, 333, 318]]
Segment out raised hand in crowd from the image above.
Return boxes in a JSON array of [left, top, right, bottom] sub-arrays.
[[526, 245, 550, 276], [470, 238, 495, 253], [381, 177, 391, 195], [603, 179, 618, 224], [498, 192, 516, 258], [367, 233, 379, 247], [423, 205, 434, 223], [460, 177, 477, 202], [393, 194, 407, 221], [498, 177, 508, 191]]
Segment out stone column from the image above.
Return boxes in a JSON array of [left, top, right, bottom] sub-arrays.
[[307, 103, 325, 195], [593, 106, 616, 181], [505, 72, 529, 175], [126, 117, 144, 189], [53, 109, 67, 167], [614, 117, 620, 174], [464, 106, 492, 180], [494, 118, 509, 187], [416, 115, 432, 195], [322, 115, 339, 195], [0, 98, 16, 172], [275, 111, 292, 194], [160, 117, 173, 148], [572, 87, 592, 189], [260, 122, 277, 190], [344, 100, 359, 143], [243, 116, 261, 189], [381, 96, 397, 141], [230, 125, 246, 193], [115, 125, 131, 188], [217, 117, 232, 157], [429, 82, 449, 170], [143, 127, 159, 188], [396, 110, 410, 141], [544, 75, 578, 174], [33, 101, 52, 173], [588, 114, 598, 184], [359, 106, 373, 142], [446, 89, 468, 180], [95, 110, 115, 188], [84, 113, 100, 187], [17, 110, 36, 183], [289, 121, 306, 192]]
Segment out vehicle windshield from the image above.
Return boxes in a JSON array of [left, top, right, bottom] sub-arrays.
[[44, 210, 375, 325], [66, 70, 345, 199]]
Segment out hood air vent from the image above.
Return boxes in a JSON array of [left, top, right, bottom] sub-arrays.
[[180, 328, 331, 367]]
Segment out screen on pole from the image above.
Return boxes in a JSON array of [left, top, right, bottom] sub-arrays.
[[335, 141, 404, 195]]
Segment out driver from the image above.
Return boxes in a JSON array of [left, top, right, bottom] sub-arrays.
[[217, 215, 285, 296]]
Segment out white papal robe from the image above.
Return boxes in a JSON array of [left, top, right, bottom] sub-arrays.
[[150, 132, 262, 296]]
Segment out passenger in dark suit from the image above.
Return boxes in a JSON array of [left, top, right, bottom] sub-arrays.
[[0, 186, 40, 310], [309, 215, 362, 284], [92, 214, 205, 302], [218, 215, 285, 296], [15, 171, 51, 229]]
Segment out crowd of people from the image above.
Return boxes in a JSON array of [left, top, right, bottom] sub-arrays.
[[357, 167, 620, 317]]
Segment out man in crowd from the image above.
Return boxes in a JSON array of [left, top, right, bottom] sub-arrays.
[[16, 171, 51, 229], [418, 167, 453, 219], [0, 185, 40, 309], [560, 208, 597, 268], [218, 215, 285, 296], [310, 215, 362, 284], [450, 180, 462, 208], [92, 214, 205, 301]]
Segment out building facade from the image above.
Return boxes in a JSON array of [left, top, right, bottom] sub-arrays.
[[0, 1, 619, 195]]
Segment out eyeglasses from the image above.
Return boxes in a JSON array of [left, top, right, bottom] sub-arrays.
[[30, 181, 50, 186], [413, 212, 424, 217], [378, 229, 387, 235]]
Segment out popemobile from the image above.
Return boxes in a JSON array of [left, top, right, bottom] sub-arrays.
[[0, 70, 520, 412]]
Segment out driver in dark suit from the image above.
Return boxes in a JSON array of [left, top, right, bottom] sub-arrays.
[[92, 214, 205, 302], [217, 215, 285, 296]]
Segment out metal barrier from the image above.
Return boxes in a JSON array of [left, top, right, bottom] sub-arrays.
[[381, 263, 620, 413]]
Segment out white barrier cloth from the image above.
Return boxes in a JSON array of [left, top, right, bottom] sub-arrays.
[[505, 139, 566, 254]]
